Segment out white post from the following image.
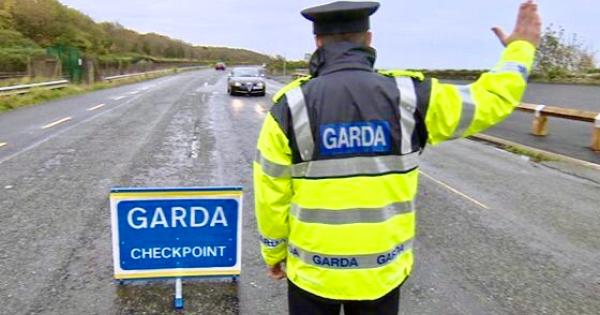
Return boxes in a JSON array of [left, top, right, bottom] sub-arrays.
[[592, 113, 600, 151]]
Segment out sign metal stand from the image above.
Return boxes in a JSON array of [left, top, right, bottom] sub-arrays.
[[174, 277, 184, 309]]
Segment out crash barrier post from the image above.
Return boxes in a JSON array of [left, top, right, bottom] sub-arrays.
[[593, 114, 600, 151], [531, 104, 549, 136]]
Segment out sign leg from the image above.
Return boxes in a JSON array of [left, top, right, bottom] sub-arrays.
[[174, 278, 184, 310]]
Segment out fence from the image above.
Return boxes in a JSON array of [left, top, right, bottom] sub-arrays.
[[103, 66, 205, 82], [517, 103, 600, 151], [0, 66, 207, 96], [0, 80, 69, 97]]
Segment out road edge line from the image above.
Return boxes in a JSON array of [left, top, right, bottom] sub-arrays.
[[420, 171, 490, 209], [470, 133, 600, 171]]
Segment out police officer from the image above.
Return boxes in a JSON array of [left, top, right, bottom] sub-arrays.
[[254, 1, 541, 314]]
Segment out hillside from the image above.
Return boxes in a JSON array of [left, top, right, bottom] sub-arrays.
[[0, 0, 272, 72]]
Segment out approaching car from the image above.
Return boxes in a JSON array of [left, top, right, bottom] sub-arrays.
[[227, 67, 266, 96], [215, 62, 226, 71]]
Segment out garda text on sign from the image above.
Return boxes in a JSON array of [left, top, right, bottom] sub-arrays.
[[110, 187, 243, 280]]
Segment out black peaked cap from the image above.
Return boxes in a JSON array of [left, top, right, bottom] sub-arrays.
[[301, 1, 380, 35]]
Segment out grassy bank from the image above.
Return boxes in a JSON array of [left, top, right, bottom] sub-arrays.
[[0, 69, 178, 113]]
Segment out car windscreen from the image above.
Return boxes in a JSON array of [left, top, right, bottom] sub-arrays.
[[232, 68, 260, 77]]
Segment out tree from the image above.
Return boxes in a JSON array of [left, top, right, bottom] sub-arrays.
[[534, 25, 597, 78], [0, 0, 274, 68]]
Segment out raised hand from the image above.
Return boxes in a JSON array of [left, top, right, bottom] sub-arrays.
[[492, 0, 542, 47]]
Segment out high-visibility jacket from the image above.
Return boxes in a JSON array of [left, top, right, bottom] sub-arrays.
[[254, 40, 536, 300]]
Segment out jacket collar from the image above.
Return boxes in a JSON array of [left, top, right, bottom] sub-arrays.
[[309, 42, 377, 77]]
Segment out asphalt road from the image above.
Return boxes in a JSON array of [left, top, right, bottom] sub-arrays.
[[475, 81, 599, 164], [0, 70, 599, 314]]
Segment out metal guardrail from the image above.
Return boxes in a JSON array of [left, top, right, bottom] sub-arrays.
[[177, 65, 207, 72], [103, 66, 207, 82], [103, 69, 176, 82], [0, 80, 69, 97], [0, 66, 207, 97], [517, 103, 600, 151], [0, 73, 28, 80]]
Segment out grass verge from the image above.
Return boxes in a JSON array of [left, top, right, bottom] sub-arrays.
[[470, 134, 557, 163], [0, 69, 178, 114], [469, 134, 600, 171], [503, 145, 556, 163]]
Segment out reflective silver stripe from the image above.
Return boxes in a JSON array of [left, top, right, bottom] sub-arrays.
[[396, 77, 418, 154], [288, 239, 413, 269], [451, 85, 476, 139], [291, 152, 419, 178], [255, 151, 291, 178], [286, 87, 314, 161], [290, 201, 414, 224], [492, 61, 529, 80], [260, 235, 287, 248]]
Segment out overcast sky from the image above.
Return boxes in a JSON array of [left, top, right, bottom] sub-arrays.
[[60, 0, 598, 69]]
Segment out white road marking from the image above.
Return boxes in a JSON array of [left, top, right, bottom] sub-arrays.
[[190, 140, 199, 159], [0, 142, 6, 148], [420, 171, 490, 209], [87, 103, 106, 111], [41, 117, 73, 129], [112, 96, 126, 101], [0, 91, 149, 165], [128, 91, 140, 95], [0, 74, 194, 166], [204, 82, 209, 87]]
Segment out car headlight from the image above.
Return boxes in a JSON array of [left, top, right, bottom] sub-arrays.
[[234, 82, 241, 87], [255, 82, 264, 88]]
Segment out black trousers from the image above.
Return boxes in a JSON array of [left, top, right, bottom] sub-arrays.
[[288, 280, 400, 315]]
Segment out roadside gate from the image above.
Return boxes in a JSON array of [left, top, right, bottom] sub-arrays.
[[47, 45, 82, 83]]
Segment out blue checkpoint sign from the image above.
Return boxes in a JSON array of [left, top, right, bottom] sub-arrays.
[[110, 187, 243, 280]]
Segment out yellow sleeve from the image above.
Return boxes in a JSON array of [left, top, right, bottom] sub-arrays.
[[253, 112, 293, 266], [426, 40, 537, 145]]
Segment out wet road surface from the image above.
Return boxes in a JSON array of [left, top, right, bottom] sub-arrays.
[[487, 82, 599, 163], [0, 70, 599, 314]]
